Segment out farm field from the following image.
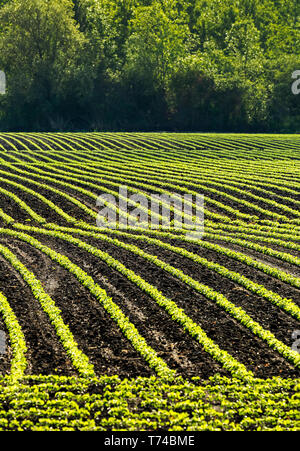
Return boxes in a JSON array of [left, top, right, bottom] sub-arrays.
[[0, 132, 299, 431]]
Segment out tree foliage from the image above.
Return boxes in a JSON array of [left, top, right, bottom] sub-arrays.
[[0, 0, 298, 132]]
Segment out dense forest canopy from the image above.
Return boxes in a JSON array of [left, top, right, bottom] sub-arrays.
[[0, 0, 299, 132]]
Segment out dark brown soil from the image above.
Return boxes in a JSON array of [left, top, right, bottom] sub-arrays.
[[0, 237, 153, 378], [28, 233, 228, 379], [30, 232, 300, 379], [170, 238, 300, 306], [0, 136, 299, 381], [117, 237, 300, 345], [0, 254, 75, 375]]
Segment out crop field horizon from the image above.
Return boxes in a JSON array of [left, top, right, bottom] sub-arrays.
[[0, 132, 299, 431]]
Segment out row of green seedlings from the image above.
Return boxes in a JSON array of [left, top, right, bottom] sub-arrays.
[[46, 218, 300, 267], [79, 160, 300, 215], [6, 160, 299, 247], [182, 159, 300, 187], [30, 156, 299, 224], [0, 178, 82, 224], [205, 220, 300, 238], [2, 132, 300, 198], [174, 134, 290, 157], [14, 132, 245, 174], [0, 161, 203, 229], [15, 224, 300, 369], [47, 137, 300, 189], [3, 145, 114, 173], [0, 161, 299, 277], [12, 224, 300, 371], [0, 292, 26, 382], [71, 132, 201, 156], [2, 159, 167, 234], [205, 227, 300, 251], [194, 168, 300, 197], [207, 157, 300, 178], [0, 158, 230, 225], [185, 233, 300, 289], [60, 226, 300, 321], [74, 160, 300, 218], [2, 132, 299, 174], [4, 159, 299, 244], [0, 168, 189, 233], [39, 220, 300, 292], [2, 133, 86, 156], [64, 132, 204, 164], [67, 157, 300, 222], [0, 227, 254, 381], [15, 132, 119, 170], [0, 184, 298, 298], [1, 186, 299, 305], [14, 205, 300, 313], [0, 185, 298, 301], [60, 142, 300, 187], [5, 154, 300, 235], [203, 230, 300, 266], [0, 230, 175, 380], [30, 132, 177, 167], [71, 132, 244, 163], [2, 160, 300, 248], [0, 133, 80, 164], [80, 166, 300, 223], [0, 170, 97, 224], [71, 132, 296, 162], [51, 143, 298, 192], [100, 132, 215, 154], [0, 151, 91, 224], [208, 223, 300, 240], [2, 151, 248, 227], [6, 144, 101, 167], [30, 158, 299, 231], [5, 133, 106, 167], [25, 134, 165, 169], [70, 132, 300, 159], [0, 244, 95, 379], [0, 372, 298, 431], [43, 132, 162, 166], [191, 153, 300, 175], [56, 159, 300, 210], [27, 160, 266, 223]]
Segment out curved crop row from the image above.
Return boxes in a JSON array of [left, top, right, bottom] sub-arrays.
[[0, 230, 174, 379], [0, 291, 27, 382], [71, 161, 300, 220], [18, 225, 300, 368], [0, 226, 253, 380], [0, 244, 95, 378], [28, 220, 300, 292]]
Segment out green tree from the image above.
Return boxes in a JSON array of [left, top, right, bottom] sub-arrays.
[[0, 0, 298, 132], [0, 0, 87, 130], [125, 0, 190, 90]]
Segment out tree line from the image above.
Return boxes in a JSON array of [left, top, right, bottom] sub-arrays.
[[0, 0, 299, 132]]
